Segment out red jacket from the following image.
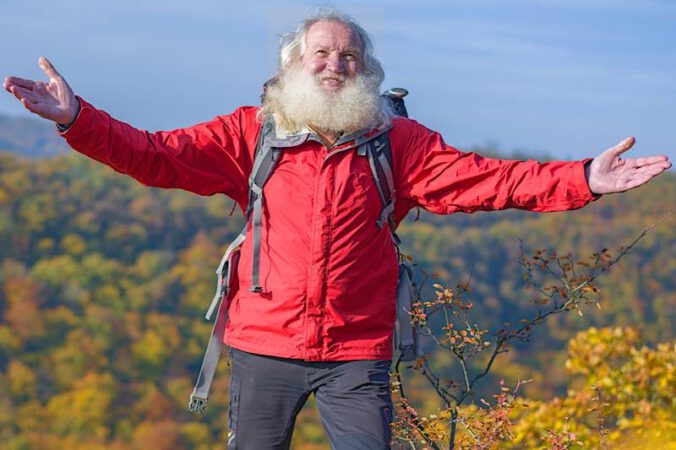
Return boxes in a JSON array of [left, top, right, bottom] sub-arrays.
[[62, 98, 596, 361]]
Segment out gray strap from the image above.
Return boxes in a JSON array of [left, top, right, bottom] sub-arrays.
[[363, 133, 417, 362], [206, 252, 229, 320], [375, 146, 396, 230], [366, 143, 388, 224], [189, 292, 229, 413], [206, 230, 246, 320], [247, 138, 280, 293], [249, 154, 269, 188], [365, 140, 397, 230], [396, 264, 417, 362], [249, 184, 264, 292], [191, 230, 246, 413], [333, 127, 370, 147], [377, 202, 396, 230], [266, 133, 310, 148], [338, 126, 392, 154], [376, 145, 395, 198]]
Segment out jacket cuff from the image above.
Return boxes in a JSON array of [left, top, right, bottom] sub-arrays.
[[57, 96, 89, 136], [580, 157, 603, 201], [55, 98, 82, 132]]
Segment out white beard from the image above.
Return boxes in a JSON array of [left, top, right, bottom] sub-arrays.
[[262, 66, 390, 133]]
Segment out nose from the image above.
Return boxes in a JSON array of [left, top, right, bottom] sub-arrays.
[[325, 53, 344, 74]]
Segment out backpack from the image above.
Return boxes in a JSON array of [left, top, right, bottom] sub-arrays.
[[188, 88, 420, 414]]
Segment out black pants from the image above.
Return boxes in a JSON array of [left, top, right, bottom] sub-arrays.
[[227, 348, 393, 450]]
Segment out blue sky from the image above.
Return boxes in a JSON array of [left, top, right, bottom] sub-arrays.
[[2, 0, 674, 160]]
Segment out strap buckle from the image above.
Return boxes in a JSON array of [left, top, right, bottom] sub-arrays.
[[398, 344, 417, 362], [188, 394, 208, 414]]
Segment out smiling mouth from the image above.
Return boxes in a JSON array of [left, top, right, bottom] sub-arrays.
[[318, 76, 345, 90]]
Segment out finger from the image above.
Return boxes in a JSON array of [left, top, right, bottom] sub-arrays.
[[623, 171, 665, 191], [20, 96, 61, 122], [627, 155, 670, 167], [4, 76, 37, 90], [10, 85, 40, 102], [626, 163, 671, 185], [9, 85, 27, 101], [22, 96, 58, 115], [20, 97, 45, 114], [640, 160, 672, 172], [38, 56, 63, 80], [606, 136, 635, 158]]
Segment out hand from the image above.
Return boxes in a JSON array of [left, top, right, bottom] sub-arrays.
[[586, 137, 671, 194], [4, 57, 79, 125]]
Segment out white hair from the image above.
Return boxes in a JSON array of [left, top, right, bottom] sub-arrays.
[[258, 10, 391, 132], [278, 10, 385, 85]]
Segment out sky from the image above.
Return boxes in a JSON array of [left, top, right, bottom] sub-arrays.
[[1, 0, 675, 160]]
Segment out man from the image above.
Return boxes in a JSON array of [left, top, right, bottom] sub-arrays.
[[4, 10, 670, 450]]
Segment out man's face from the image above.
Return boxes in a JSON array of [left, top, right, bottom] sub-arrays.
[[301, 21, 364, 93]]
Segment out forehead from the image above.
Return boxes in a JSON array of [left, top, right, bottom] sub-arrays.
[[304, 20, 363, 52]]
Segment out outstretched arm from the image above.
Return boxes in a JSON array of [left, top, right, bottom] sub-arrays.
[[4, 58, 255, 204], [585, 137, 671, 194], [394, 119, 672, 218], [4, 57, 80, 126]]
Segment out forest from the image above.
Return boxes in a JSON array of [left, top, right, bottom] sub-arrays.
[[0, 145, 673, 449]]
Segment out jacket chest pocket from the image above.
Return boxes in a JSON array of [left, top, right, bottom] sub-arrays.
[[341, 171, 372, 201], [331, 163, 382, 222]]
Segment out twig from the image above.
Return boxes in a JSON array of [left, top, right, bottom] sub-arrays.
[[395, 217, 667, 449]]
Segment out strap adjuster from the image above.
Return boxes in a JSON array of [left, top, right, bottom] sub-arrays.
[[398, 344, 417, 362], [188, 394, 208, 414]]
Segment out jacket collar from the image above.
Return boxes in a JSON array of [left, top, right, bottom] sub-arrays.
[[267, 114, 386, 151]]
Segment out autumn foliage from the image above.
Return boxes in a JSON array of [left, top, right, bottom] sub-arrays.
[[0, 151, 673, 449]]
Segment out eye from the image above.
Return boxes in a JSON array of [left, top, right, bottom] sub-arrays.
[[315, 49, 328, 56]]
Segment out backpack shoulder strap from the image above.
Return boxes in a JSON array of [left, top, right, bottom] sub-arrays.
[[189, 116, 282, 413], [359, 128, 399, 244], [360, 126, 421, 362], [245, 117, 279, 217], [246, 117, 311, 292], [247, 116, 282, 292]]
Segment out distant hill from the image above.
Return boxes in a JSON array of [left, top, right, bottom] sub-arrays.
[[0, 113, 70, 158], [0, 110, 559, 162]]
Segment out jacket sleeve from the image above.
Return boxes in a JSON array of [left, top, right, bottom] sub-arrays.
[[393, 118, 598, 216], [59, 97, 256, 206]]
